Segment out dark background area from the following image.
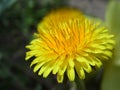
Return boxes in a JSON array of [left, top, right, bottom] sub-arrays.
[[0, 0, 109, 90]]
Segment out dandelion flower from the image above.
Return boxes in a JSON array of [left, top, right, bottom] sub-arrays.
[[25, 8, 115, 83]]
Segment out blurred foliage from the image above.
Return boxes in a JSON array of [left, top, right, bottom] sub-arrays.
[[0, 0, 68, 90], [101, 0, 120, 90], [0, 0, 17, 13]]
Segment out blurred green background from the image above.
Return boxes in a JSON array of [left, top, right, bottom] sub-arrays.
[[0, 0, 120, 90]]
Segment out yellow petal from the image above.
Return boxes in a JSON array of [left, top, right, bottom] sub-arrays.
[[93, 56, 103, 68], [58, 57, 68, 75], [102, 51, 112, 57], [52, 66, 59, 75], [30, 57, 43, 67], [76, 56, 92, 73], [81, 61, 92, 73], [33, 62, 45, 72], [67, 67, 75, 81], [57, 75, 64, 83], [52, 56, 65, 74], [38, 65, 47, 76], [43, 67, 52, 78], [75, 61, 85, 79], [25, 51, 34, 60], [68, 56, 74, 68]]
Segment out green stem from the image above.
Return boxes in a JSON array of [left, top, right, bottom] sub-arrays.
[[75, 75, 86, 90]]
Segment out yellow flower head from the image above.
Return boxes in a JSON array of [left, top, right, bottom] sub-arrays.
[[26, 8, 115, 83]]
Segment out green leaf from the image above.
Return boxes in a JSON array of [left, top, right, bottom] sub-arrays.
[[101, 1, 120, 90], [106, 0, 120, 35]]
